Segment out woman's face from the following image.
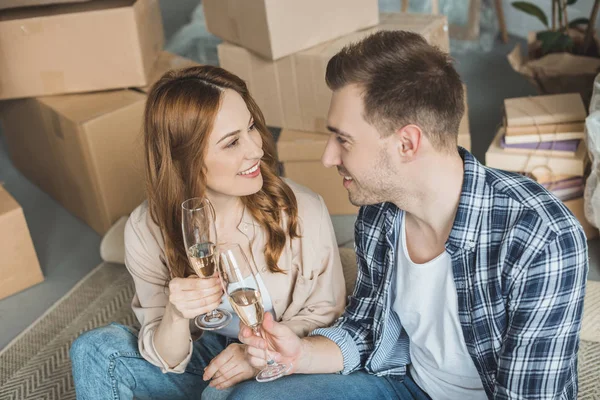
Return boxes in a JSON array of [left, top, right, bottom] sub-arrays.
[[204, 89, 264, 198]]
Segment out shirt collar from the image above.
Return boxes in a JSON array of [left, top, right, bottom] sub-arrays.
[[445, 148, 487, 253]]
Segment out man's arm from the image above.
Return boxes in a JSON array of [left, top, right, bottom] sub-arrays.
[[239, 312, 345, 374], [494, 227, 588, 399]]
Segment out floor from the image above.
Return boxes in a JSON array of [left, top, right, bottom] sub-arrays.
[[0, 1, 599, 351]]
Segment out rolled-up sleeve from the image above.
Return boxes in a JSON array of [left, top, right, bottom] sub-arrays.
[[124, 213, 193, 374]]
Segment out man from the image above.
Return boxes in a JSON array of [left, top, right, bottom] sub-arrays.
[[232, 30, 588, 399]]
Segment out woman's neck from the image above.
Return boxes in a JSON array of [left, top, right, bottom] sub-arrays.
[[204, 190, 245, 233]]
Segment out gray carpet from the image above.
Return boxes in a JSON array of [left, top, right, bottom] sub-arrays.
[[0, 264, 136, 400]]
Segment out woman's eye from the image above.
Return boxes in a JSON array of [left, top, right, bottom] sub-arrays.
[[226, 138, 239, 148], [336, 135, 347, 144], [249, 123, 256, 131]]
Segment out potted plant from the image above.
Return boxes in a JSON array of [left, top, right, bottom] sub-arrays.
[[507, 0, 600, 107]]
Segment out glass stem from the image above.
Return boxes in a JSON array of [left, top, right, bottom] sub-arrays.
[[253, 327, 274, 366]]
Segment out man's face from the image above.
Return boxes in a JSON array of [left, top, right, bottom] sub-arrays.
[[322, 84, 396, 206]]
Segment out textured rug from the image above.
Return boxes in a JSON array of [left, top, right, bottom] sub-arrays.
[[1, 263, 599, 399], [0, 263, 137, 400]]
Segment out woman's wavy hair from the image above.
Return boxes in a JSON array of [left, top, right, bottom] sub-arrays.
[[144, 65, 299, 279]]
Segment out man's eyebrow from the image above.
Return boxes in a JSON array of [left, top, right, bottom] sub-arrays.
[[217, 116, 253, 144], [327, 125, 353, 140]]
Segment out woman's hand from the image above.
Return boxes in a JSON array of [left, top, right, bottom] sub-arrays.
[[168, 276, 223, 320], [203, 343, 257, 389]]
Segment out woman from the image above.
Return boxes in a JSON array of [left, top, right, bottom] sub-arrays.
[[69, 65, 346, 399]]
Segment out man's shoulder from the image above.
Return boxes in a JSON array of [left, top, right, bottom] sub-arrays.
[[482, 167, 582, 237]]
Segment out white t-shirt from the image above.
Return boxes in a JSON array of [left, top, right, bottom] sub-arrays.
[[216, 272, 274, 339], [393, 214, 486, 400]]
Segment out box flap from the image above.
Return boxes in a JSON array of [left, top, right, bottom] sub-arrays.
[[0, 0, 90, 11], [137, 52, 200, 94], [301, 12, 447, 59], [277, 129, 328, 162], [39, 89, 146, 124], [0, 185, 22, 217]]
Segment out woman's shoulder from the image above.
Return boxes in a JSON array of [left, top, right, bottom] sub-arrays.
[[125, 201, 165, 258], [283, 178, 327, 218]]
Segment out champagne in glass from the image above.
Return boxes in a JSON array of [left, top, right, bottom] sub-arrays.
[[217, 243, 292, 383], [181, 198, 232, 331], [229, 287, 264, 328]]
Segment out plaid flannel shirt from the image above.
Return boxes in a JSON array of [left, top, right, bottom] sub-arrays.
[[312, 149, 588, 399]]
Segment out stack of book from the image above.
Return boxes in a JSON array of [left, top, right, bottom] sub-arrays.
[[486, 93, 597, 239]]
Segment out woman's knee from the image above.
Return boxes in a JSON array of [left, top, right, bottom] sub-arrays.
[[70, 323, 139, 369]]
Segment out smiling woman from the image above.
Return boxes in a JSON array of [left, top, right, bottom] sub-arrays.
[[68, 65, 346, 400]]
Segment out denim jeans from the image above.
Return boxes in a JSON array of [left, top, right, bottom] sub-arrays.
[[71, 323, 430, 400], [218, 370, 431, 400], [70, 322, 233, 400]]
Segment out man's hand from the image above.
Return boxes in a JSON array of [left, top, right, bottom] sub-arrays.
[[203, 343, 256, 390], [238, 312, 305, 373]]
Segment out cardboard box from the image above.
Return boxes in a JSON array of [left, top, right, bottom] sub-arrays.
[[277, 129, 358, 215], [0, 52, 199, 234], [0, 186, 44, 300], [564, 197, 599, 240], [219, 12, 449, 134], [0, 0, 164, 100], [203, 0, 379, 60], [485, 128, 588, 177], [504, 93, 586, 128]]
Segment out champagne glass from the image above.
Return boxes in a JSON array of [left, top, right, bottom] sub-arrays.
[[217, 243, 292, 382], [181, 198, 232, 330]]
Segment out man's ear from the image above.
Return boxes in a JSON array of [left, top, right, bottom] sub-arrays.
[[393, 124, 422, 158]]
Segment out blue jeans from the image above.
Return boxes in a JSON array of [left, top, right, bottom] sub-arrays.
[[71, 323, 430, 399], [70, 322, 232, 400], [219, 371, 431, 400]]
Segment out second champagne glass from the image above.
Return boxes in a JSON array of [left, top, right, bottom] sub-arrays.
[[217, 243, 292, 382], [181, 198, 232, 330]]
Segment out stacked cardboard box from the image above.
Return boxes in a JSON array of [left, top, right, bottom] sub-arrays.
[[0, 185, 44, 300], [1, 52, 199, 234], [217, 12, 449, 134], [485, 93, 597, 239], [205, 1, 452, 214], [0, 0, 202, 238]]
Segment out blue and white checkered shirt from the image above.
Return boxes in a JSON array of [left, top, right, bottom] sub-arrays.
[[312, 149, 588, 399]]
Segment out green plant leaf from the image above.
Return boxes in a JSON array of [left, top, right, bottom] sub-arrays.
[[569, 17, 589, 27], [537, 30, 574, 54], [567, 0, 577, 5], [512, 1, 549, 27]]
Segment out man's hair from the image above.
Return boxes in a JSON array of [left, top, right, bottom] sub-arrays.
[[326, 30, 464, 151]]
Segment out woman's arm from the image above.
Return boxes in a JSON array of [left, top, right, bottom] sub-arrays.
[[124, 212, 222, 373], [279, 196, 346, 337]]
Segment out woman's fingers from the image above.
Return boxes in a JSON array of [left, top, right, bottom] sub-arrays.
[[203, 347, 234, 381], [170, 276, 220, 292], [170, 284, 222, 302], [210, 366, 253, 389]]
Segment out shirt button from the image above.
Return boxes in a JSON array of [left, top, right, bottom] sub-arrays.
[[275, 300, 281, 305], [261, 267, 267, 272]]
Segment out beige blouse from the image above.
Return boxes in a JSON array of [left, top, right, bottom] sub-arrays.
[[124, 180, 346, 373]]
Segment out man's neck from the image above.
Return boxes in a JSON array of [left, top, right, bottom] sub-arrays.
[[392, 152, 464, 254]]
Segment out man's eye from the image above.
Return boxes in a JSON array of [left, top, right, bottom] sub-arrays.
[[226, 138, 239, 148], [336, 136, 347, 144]]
